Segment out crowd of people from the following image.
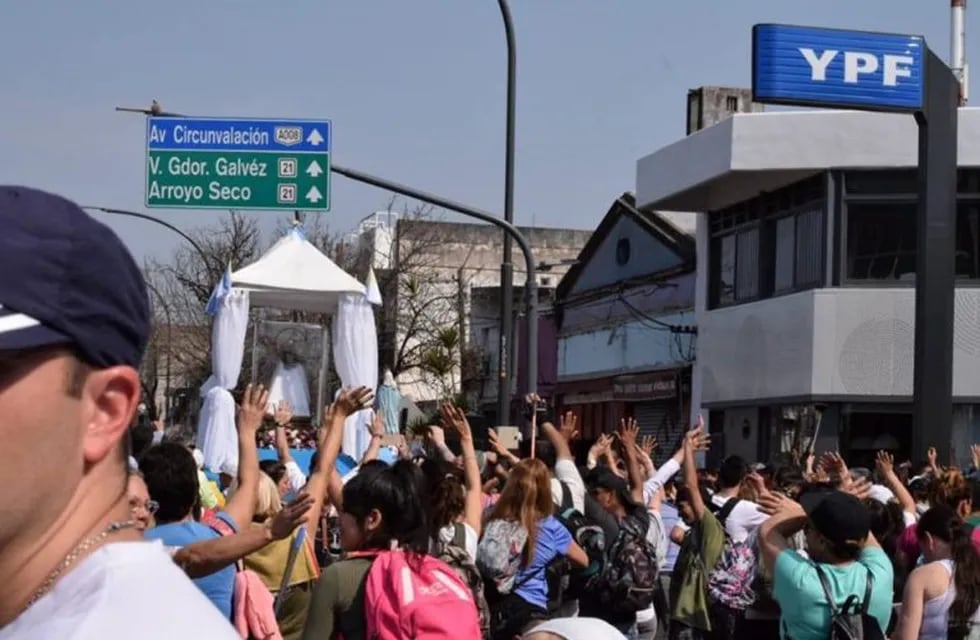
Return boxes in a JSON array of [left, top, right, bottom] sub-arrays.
[[6, 188, 980, 640]]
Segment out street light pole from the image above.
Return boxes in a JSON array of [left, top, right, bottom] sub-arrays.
[[497, 0, 518, 427], [83, 206, 209, 266], [330, 164, 539, 400]]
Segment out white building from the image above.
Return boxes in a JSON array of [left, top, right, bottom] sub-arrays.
[[635, 108, 980, 467]]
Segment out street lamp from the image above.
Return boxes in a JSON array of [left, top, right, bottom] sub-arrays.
[[82, 205, 209, 266], [497, 0, 518, 427]]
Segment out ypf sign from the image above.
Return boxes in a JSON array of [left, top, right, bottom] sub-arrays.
[[753, 24, 925, 111], [751, 23, 958, 461]]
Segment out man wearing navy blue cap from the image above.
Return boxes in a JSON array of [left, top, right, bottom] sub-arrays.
[[0, 187, 237, 639]]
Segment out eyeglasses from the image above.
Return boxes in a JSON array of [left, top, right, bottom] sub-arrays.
[[131, 499, 159, 515]]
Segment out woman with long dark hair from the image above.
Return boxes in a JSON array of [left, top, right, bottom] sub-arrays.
[[302, 459, 431, 639], [893, 505, 980, 639]]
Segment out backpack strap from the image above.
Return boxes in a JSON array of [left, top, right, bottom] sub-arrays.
[[860, 569, 875, 614], [716, 498, 741, 528], [559, 482, 574, 512], [451, 522, 468, 550], [813, 564, 841, 616]]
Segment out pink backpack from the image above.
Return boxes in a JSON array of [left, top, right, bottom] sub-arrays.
[[352, 550, 482, 640]]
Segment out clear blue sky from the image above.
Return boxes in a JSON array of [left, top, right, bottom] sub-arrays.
[[0, 0, 965, 262]]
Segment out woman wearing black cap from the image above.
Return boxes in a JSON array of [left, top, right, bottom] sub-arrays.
[[758, 487, 894, 639]]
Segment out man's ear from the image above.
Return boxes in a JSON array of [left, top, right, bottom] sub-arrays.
[[81, 366, 141, 465]]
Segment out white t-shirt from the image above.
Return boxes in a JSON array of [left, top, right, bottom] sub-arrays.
[[550, 459, 586, 513], [0, 541, 239, 640], [433, 521, 479, 560], [710, 494, 768, 543]]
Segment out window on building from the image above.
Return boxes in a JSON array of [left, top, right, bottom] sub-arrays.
[[708, 175, 826, 308], [843, 169, 980, 282], [736, 228, 759, 299], [774, 216, 795, 293], [846, 203, 917, 280], [726, 95, 739, 112]]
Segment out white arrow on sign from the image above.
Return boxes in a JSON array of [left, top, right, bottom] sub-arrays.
[[306, 186, 323, 203], [306, 129, 324, 146], [306, 160, 324, 177]]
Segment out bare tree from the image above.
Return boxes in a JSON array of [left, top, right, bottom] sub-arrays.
[[141, 212, 261, 425]]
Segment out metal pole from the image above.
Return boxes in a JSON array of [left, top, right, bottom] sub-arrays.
[[912, 51, 959, 463], [83, 206, 209, 267], [330, 163, 538, 399], [497, 0, 518, 427]]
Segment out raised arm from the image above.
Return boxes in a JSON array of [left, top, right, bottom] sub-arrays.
[[682, 425, 708, 519], [441, 403, 483, 536], [618, 418, 646, 505], [359, 411, 384, 464], [222, 384, 268, 529], [305, 387, 373, 530], [273, 401, 295, 465], [757, 492, 807, 573], [891, 567, 928, 640], [488, 428, 521, 466], [875, 450, 917, 517], [174, 494, 312, 578]]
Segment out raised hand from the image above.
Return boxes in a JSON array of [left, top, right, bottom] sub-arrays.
[[591, 432, 614, 457], [875, 450, 894, 476], [619, 417, 640, 447], [440, 403, 473, 441], [274, 400, 293, 427], [685, 423, 711, 452], [639, 435, 659, 458], [757, 491, 805, 518], [268, 493, 314, 540], [238, 384, 270, 433], [333, 387, 374, 419], [557, 411, 579, 443], [427, 425, 447, 447]]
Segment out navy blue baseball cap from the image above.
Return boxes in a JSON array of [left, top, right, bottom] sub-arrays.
[[0, 186, 150, 368]]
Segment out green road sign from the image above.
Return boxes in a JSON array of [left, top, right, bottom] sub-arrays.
[[145, 117, 331, 211]]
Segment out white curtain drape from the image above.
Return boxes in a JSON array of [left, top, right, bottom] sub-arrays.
[[332, 292, 378, 459], [197, 288, 250, 472]]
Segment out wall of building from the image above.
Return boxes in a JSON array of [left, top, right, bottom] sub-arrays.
[[558, 311, 694, 380], [389, 220, 590, 404], [699, 287, 980, 405]]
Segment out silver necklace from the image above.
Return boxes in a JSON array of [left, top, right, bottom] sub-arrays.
[[23, 520, 139, 611]]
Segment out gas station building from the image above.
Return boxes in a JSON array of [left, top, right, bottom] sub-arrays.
[[635, 108, 980, 466]]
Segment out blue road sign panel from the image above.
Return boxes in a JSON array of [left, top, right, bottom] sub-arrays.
[[753, 24, 925, 111], [147, 117, 331, 152]]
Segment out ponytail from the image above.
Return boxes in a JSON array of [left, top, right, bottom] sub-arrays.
[[949, 520, 980, 623], [918, 506, 980, 623]]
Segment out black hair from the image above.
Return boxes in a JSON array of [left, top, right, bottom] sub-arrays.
[[773, 465, 805, 496], [139, 443, 199, 524], [129, 422, 155, 461], [863, 498, 907, 597], [341, 459, 429, 554], [675, 485, 713, 508], [260, 460, 287, 485], [918, 505, 980, 626], [533, 439, 557, 471], [419, 457, 465, 539], [718, 455, 748, 489], [971, 479, 980, 512]]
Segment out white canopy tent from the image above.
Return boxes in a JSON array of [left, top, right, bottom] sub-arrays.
[[196, 228, 380, 472], [231, 230, 365, 312]]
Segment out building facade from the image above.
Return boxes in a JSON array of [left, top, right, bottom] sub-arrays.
[[554, 194, 696, 455], [350, 214, 590, 411], [635, 108, 980, 467]]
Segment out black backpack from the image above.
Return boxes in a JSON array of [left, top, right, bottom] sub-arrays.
[[812, 566, 884, 640], [547, 482, 606, 609]]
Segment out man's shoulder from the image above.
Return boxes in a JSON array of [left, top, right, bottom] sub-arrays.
[[0, 542, 238, 640]]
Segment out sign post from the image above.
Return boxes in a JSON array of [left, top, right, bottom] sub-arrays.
[[752, 25, 959, 461], [145, 116, 331, 211]]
